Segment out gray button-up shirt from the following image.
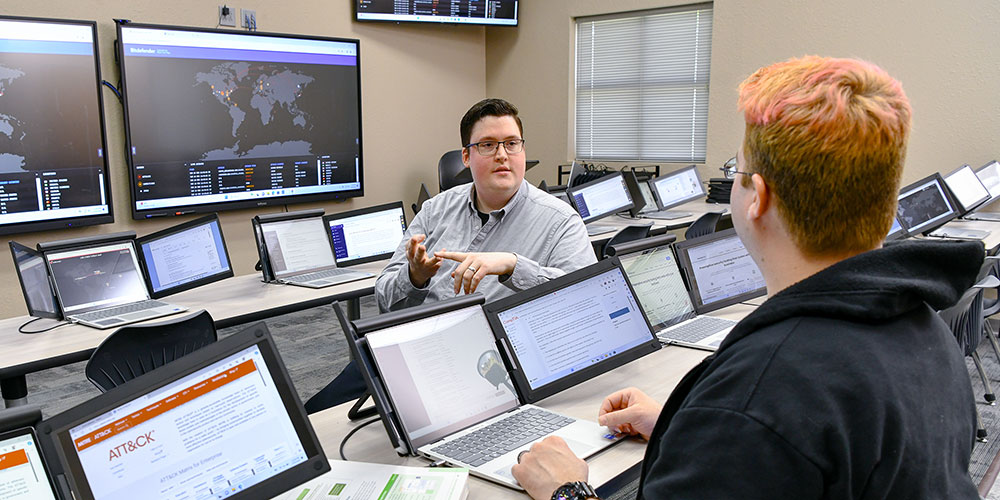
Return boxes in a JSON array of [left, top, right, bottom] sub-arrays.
[[375, 180, 597, 312]]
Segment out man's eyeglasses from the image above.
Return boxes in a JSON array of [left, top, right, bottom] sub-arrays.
[[465, 138, 525, 156], [720, 156, 753, 179]]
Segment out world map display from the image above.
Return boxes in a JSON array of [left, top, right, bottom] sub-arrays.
[[0, 64, 27, 174]]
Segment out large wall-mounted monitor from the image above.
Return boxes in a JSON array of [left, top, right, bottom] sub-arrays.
[[0, 16, 113, 235], [117, 23, 363, 219], [356, 0, 518, 26]]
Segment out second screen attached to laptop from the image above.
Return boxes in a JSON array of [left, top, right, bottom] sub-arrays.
[[260, 217, 336, 276]]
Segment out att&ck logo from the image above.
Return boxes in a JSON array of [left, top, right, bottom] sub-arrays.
[[108, 431, 155, 461]]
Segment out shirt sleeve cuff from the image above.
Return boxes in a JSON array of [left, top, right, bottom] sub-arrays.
[[502, 253, 542, 291]]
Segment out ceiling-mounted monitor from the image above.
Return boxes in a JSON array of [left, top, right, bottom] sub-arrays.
[[0, 16, 113, 235], [356, 1, 518, 26], [117, 23, 363, 219]]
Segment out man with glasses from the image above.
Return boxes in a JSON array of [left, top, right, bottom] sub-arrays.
[[375, 98, 596, 311], [511, 57, 981, 499]]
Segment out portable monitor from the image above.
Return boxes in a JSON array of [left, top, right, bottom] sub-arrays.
[[975, 161, 1000, 206], [322, 201, 406, 267], [566, 172, 634, 224], [136, 214, 234, 298], [943, 164, 990, 216], [0, 426, 59, 499], [9, 241, 60, 319], [673, 228, 767, 313], [37, 323, 329, 500], [648, 165, 705, 211], [886, 216, 907, 241], [896, 173, 958, 235]]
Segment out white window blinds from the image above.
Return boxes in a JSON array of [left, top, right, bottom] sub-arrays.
[[576, 5, 713, 162]]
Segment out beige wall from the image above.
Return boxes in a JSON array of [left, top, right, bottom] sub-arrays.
[[0, 0, 487, 317], [487, 0, 1000, 191]]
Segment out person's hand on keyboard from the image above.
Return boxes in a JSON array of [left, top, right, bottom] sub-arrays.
[[598, 387, 662, 441], [511, 436, 589, 500], [435, 250, 517, 295]]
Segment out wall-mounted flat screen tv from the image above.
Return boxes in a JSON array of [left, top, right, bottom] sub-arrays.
[[356, 0, 518, 26]]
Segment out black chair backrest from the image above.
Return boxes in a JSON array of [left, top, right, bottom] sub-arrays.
[[85, 310, 218, 392], [980, 257, 1000, 317], [438, 150, 468, 192], [939, 286, 985, 357], [685, 211, 725, 240], [602, 225, 652, 258]]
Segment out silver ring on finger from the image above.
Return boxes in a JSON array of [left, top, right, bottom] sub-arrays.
[[466, 267, 477, 274]]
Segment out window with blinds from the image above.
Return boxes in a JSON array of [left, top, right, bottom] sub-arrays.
[[575, 4, 713, 162]]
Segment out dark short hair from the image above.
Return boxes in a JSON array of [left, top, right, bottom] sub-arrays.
[[460, 98, 523, 147]]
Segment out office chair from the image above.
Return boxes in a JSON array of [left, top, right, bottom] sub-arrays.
[[938, 274, 999, 442], [601, 225, 652, 258], [979, 256, 1000, 361], [604, 233, 677, 258], [411, 182, 431, 217], [438, 150, 469, 192], [684, 211, 727, 240], [85, 310, 218, 392]]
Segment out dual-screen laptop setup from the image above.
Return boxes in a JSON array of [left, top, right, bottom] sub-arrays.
[[892, 162, 1000, 241], [251, 201, 406, 288], [338, 257, 663, 489], [0, 323, 330, 500], [10, 214, 235, 330]]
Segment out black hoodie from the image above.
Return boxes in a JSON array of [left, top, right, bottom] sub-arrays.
[[638, 239, 984, 499]]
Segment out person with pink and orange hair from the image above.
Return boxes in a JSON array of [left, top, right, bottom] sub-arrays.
[[512, 56, 982, 499]]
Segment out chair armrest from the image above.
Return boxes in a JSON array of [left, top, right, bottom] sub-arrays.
[[974, 275, 1000, 289]]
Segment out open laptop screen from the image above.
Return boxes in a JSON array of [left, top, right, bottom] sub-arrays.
[[366, 305, 519, 449], [649, 166, 704, 210], [138, 215, 233, 298], [618, 244, 696, 331], [45, 241, 148, 314], [260, 217, 336, 277], [886, 216, 906, 241], [0, 427, 58, 499], [567, 173, 633, 224], [975, 161, 1000, 206], [896, 173, 957, 234], [10, 241, 60, 318], [487, 260, 658, 401], [46, 327, 324, 500], [674, 229, 767, 313], [943, 164, 990, 215], [324, 202, 406, 267]]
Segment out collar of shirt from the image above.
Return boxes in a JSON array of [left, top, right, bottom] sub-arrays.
[[464, 180, 529, 222]]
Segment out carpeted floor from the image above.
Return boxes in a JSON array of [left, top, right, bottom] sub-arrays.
[[10, 296, 1000, 498]]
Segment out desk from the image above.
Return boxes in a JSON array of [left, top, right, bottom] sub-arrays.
[[934, 218, 1000, 253], [307, 303, 755, 498], [0, 259, 388, 407], [588, 199, 730, 246]]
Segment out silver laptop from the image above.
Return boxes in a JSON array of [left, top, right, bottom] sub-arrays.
[[566, 172, 634, 236], [364, 304, 621, 489], [644, 165, 705, 220], [259, 215, 372, 288], [44, 240, 187, 329]]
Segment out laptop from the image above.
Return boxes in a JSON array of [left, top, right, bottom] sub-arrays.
[[615, 234, 748, 350], [885, 216, 907, 241], [36, 323, 329, 500], [344, 259, 659, 489], [136, 213, 234, 299], [566, 172, 634, 236], [0, 426, 59, 499], [943, 164, 991, 217], [898, 173, 988, 240], [970, 160, 1000, 221], [322, 201, 406, 267], [644, 165, 706, 220], [9, 241, 61, 320], [254, 209, 373, 288], [42, 239, 187, 329]]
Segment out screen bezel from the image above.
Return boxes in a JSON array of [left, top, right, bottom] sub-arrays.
[[483, 258, 660, 404], [8, 241, 61, 319], [943, 164, 990, 216], [896, 172, 958, 235], [354, 0, 519, 26], [0, 15, 114, 235], [116, 22, 364, 220], [42, 238, 150, 316], [0, 426, 60, 499], [37, 323, 329, 500], [885, 216, 907, 241], [566, 172, 634, 224], [975, 160, 1000, 207], [673, 228, 767, 313], [135, 213, 235, 298], [648, 164, 705, 211], [616, 242, 697, 332], [322, 201, 406, 267]]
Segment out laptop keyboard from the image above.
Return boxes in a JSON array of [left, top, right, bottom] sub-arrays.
[[660, 315, 736, 343], [75, 300, 170, 322], [286, 268, 361, 283], [430, 408, 575, 467]]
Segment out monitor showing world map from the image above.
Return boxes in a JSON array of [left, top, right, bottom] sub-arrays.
[[118, 24, 363, 219], [0, 16, 113, 235]]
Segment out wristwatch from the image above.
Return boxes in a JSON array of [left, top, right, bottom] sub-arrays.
[[551, 481, 599, 500]]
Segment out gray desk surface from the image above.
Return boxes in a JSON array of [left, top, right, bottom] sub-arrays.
[[588, 199, 730, 242], [307, 303, 755, 499], [0, 260, 387, 383], [932, 218, 1000, 253]]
